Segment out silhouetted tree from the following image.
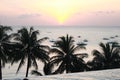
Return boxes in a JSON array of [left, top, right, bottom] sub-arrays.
[[49, 34, 88, 74], [0, 25, 12, 79], [88, 42, 120, 70], [9, 27, 49, 78]]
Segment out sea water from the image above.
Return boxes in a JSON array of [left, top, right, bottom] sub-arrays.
[[2, 26, 120, 79]]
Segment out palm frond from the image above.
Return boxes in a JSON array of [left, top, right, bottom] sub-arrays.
[[16, 56, 25, 73], [38, 45, 50, 51], [31, 56, 38, 70], [99, 42, 107, 54], [50, 55, 63, 61], [31, 70, 42, 76], [111, 48, 120, 60], [0, 25, 12, 32], [50, 58, 63, 66], [92, 50, 105, 59], [29, 27, 34, 36], [33, 49, 49, 63], [30, 30, 39, 41], [37, 37, 49, 43], [53, 62, 65, 74], [74, 53, 88, 58], [49, 48, 64, 55]]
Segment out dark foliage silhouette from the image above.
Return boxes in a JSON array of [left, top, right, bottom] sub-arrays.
[[6, 27, 49, 78], [48, 34, 88, 74], [87, 42, 120, 71], [0, 25, 12, 79]]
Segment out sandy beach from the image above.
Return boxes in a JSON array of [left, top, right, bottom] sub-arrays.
[[30, 69, 120, 80], [4, 69, 119, 80]]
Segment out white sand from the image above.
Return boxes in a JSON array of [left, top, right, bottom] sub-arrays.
[[4, 69, 120, 80], [26, 69, 120, 80]]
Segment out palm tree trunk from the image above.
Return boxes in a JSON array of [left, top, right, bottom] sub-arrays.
[[105, 63, 110, 69], [0, 59, 2, 80], [66, 64, 69, 73], [26, 57, 30, 78], [66, 69, 69, 73]]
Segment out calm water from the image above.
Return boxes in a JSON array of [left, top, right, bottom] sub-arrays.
[[3, 26, 120, 79]]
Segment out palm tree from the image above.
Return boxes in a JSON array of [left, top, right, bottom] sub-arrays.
[[49, 34, 88, 74], [10, 27, 49, 78], [89, 42, 120, 70], [0, 25, 12, 79]]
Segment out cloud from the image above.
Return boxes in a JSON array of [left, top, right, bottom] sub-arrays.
[[92, 10, 116, 15], [74, 10, 116, 16], [18, 13, 41, 19]]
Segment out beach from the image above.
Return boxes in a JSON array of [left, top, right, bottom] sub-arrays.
[[4, 69, 120, 80], [2, 26, 120, 79]]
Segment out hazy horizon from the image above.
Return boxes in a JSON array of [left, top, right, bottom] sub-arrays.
[[0, 0, 120, 26], [2, 25, 120, 28]]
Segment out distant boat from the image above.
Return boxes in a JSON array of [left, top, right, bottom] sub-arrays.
[[78, 36, 81, 38], [77, 42, 87, 46], [103, 38, 109, 40], [49, 39, 55, 42], [83, 39, 88, 42], [115, 35, 118, 37], [108, 42, 120, 47], [110, 37, 115, 39]]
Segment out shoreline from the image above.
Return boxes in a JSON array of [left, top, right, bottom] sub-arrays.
[[3, 69, 120, 80]]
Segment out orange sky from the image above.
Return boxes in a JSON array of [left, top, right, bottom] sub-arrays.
[[0, 0, 120, 26]]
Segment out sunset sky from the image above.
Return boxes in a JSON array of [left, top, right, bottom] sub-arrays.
[[0, 0, 120, 26]]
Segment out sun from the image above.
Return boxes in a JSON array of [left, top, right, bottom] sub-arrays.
[[32, 0, 80, 24], [51, 0, 73, 24], [40, 0, 79, 24]]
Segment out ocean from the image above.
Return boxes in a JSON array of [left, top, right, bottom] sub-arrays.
[[3, 26, 120, 79]]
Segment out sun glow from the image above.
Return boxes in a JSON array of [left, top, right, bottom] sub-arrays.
[[40, 0, 79, 24], [1, 0, 120, 25], [51, 0, 77, 24]]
